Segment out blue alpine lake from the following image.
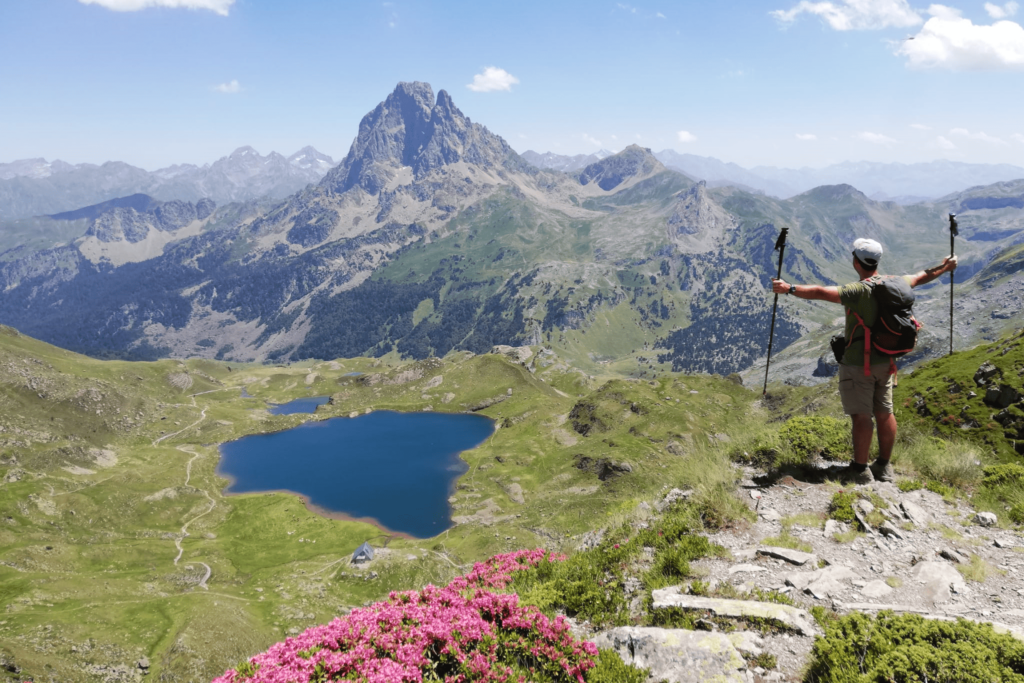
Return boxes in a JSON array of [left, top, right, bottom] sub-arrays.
[[217, 411, 495, 538], [267, 396, 331, 415]]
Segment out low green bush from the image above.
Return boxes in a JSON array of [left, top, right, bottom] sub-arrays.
[[898, 479, 924, 492], [828, 491, 857, 523], [779, 415, 851, 462], [983, 463, 1024, 488], [805, 611, 1024, 683], [1010, 503, 1024, 525], [584, 650, 648, 683], [512, 503, 717, 626]]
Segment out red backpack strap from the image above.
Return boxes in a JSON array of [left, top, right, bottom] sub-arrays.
[[851, 311, 871, 377]]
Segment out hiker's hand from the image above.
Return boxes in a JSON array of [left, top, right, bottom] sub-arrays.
[[943, 255, 958, 273], [771, 278, 789, 294]]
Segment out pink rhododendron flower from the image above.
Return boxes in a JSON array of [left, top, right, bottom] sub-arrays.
[[212, 549, 594, 683]]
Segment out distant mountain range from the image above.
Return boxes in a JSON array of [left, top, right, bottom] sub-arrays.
[[0, 146, 335, 219], [525, 149, 1024, 203], [1, 82, 1022, 385]]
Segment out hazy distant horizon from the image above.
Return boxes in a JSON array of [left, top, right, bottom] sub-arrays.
[[2, 0, 1023, 170]]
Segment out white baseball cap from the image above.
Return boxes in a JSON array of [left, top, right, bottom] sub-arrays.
[[852, 238, 883, 268]]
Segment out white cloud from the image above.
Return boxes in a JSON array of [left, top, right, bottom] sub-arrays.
[[858, 131, 898, 144], [1013, 133, 1024, 143], [656, 11, 666, 18], [78, 0, 233, 14], [950, 127, 1005, 143], [986, 1, 1019, 18], [617, 3, 638, 12], [796, 133, 817, 140], [635, 133, 642, 140], [611, 134, 618, 140], [896, 5, 1024, 70], [213, 79, 241, 93], [771, 0, 921, 30], [677, 130, 697, 143], [582, 133, 602, 147], [935, 135, 957, 149], [466, 67, 519, 92], [910, 123, 931, 130]]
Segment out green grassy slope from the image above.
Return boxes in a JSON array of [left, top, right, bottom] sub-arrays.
[[1, 325, 777, 683]]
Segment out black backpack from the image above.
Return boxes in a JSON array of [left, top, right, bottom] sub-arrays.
[[847, 275, 922, 376]]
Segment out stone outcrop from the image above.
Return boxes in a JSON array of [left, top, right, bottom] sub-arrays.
[[650, 588, 821, 637], [592, 627, 747, 683]]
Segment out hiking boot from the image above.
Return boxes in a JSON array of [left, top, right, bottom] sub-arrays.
[[833, 464, 875, 486], [870, 459, 895, 483]]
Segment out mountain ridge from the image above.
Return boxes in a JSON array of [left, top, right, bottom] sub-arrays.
[[0, 146, 336, 219]]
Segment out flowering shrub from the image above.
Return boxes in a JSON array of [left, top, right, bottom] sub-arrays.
[[213, 549, 598, 683]]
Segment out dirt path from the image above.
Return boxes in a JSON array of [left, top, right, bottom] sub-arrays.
[[172, 447, 217, 574], [153, 398, 207, 446]]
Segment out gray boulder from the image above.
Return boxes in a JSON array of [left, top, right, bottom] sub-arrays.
[[592, 627, 746, 683]]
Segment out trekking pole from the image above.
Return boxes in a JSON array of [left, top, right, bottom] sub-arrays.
[[948, 213, 958, 356], [763, 227, 789, 395]]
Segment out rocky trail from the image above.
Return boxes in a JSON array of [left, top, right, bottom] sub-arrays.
[[585, 467, 1024, 683]]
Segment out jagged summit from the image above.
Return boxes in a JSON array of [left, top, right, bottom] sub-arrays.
[[578, 144, 664, 191], [288, 146, 335, 172], [324, 82, 522, 195]]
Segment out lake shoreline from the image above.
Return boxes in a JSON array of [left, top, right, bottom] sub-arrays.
[[216, 409, 495, 538], [220, 485, 419, 540]]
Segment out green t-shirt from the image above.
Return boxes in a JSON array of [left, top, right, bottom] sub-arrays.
[[838, 275, 914, 366]]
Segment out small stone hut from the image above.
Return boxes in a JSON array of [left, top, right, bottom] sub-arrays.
[[352, 542, 374, 564]]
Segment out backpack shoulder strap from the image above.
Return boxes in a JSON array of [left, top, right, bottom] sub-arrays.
[[851, 311, 872, 377]]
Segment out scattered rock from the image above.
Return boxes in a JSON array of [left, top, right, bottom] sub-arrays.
[[137, 658, 150, 670], [974, 361, 1000, 386], [995, 538, 1017, 549], [912, 561, 965, 605], [503, 483, 525, 505], [974, 512, 998, 527], [656, 488, 693, 512], [576, 528, 606, 551], [900, 500, 931, 527], [650, 588, 821, 636], [861, 580, 893, 599], [666, 440, 687, 456], [939, 548, 970, 564], [759, 508, 782, 522], [574, 455, 632, 481], [823, 520, 848, 537], [592, 626, 746, 683], [491, 345, 533, 364], [728, 631, 765, 658], [878, 522, 904, 540], [728, 564, 768, 575], [785, 565, 860, 596], [756, 546, 817, 567]]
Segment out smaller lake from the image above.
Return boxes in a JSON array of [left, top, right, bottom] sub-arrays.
[[217, 411, 494, 538], [268, 396, 331, 415]]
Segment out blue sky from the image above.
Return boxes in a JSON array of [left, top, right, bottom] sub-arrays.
[[1, 0, 1023, 170]]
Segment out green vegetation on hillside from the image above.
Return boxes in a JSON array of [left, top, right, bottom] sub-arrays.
[[3, 320, 1024, 682]]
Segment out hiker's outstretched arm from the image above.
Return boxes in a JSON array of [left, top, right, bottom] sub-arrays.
[[908, 255, 958, 288], [771, 279, 841, 304]]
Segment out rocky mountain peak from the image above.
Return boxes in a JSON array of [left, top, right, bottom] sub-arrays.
[[229, 146, 260, 158], [578, 145, 663, 191], [324, 81, 518, 195], [288, 146, 335, 172]]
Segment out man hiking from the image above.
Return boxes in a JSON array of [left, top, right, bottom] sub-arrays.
[[771, 238, 958, 484]]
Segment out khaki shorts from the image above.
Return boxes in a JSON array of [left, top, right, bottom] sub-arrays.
[[838, 363, 894, 415]]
